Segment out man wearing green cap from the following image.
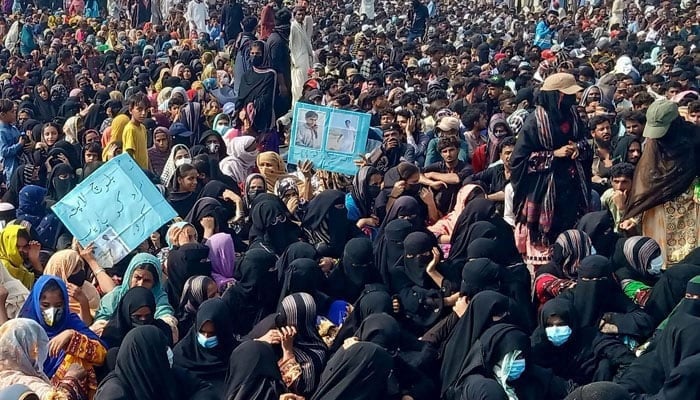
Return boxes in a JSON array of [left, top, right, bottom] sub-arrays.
[[621, 100, 700, 268]]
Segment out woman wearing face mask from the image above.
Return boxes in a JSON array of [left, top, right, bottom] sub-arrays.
[[444, 323, 569, 400], [160, 144, 191, 187], [177, 275, 219, 337], [346, 166, 383, 238], [45, 163, 76, 204], [199, 130, 227, 161], [211, 113, 231, 136], [256, 151, 288, 193], [173, 298, 237, 393], [247, 194, 301, 256], [235, 40, 279, 134], [43, 249, 101, 325], [101, 286, 172, 350], [93, 253, 176, 339], [324, 237, 381, 304], [94, 326, 218, 400], [612, 236, 664, 307], [219, 136, 258, 188], [537, 297, 637, 384], [19, 276, 107, 398], [391, 232, 453, 334]]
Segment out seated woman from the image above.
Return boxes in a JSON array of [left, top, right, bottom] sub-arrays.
[[206, 232, 236, 293], [174, 298, 237, 392], [530, 297, 635, 385], [177, 275, 219, 336], [0, 318, 87, 400], [302, 189, 358, 258], [323, 237, 381, 304], [164, 240, 211, 309], [160, 144, 191, 187], [534, 229, 593, 307], [101, 287, 173, 349], [223, 340, 287, 400], [0, 224, 42, 289], [19, 276, 106, 399], [167, 164, 201, 218], [612, 236, 663, 307], [427, 184, 485, 255], [43, 249, 102, 325], [345, 166, 383, 239], [248, 293, 328, 398], [310, 341, 393, 400], [443, 323, 569, 400], [94, 326, 217, 400], [92, 253, 176, 340]]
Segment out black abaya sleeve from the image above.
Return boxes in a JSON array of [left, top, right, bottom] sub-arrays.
[[614, 351, 665, 396], [172, 366, 219, 400], [638, 353, 700, 400]]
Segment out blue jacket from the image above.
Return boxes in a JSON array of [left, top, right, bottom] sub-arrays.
[[0, 122, 22, 184]]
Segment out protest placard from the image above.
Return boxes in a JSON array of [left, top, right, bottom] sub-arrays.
[[288, 103, 370, 175], [51, 154, 177, 266]]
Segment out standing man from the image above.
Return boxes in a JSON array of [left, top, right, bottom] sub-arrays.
[[290, 7, 314, 104], [185, 0, 208, 37], [408, 0, 428, 44], [233, 16, 258, 98], [533, 10, 558, 50], [221, 0, 244, 43]]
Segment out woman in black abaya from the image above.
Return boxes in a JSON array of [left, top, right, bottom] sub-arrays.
[[302, 189, 356, 258], [373, 219, 413, 289], [530, 297, 635, 385], [223, 248, 279, 335], [94, 326, 217, 400], [173, 298, 237, 392], [324, 237, 381, 303], [224, 340, 287, 400], [101, 287, 173, 349], [248, 195, 301, 255], [165, 242, 211, 308], [277, 258, 330, 316], [310, 341, 393, 400], [275, 242, 318, 283]]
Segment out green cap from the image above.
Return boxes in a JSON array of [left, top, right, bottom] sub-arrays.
[[643, 100, 679, 139]]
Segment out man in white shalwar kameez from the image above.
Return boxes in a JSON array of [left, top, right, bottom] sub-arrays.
[[290, 7, 314, 104], [186, 0, 208, 36]]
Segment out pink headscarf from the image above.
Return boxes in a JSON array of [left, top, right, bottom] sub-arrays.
[[206, 233, 236, 291]]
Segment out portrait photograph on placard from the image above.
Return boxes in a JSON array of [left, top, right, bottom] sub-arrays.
[[326, 113, 360, 154], [294, 107, 327, 150]]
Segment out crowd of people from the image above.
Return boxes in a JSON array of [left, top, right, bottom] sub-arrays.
[[0, 0, 697, 398]]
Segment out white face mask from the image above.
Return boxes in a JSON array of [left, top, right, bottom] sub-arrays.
[[175, 157, 192, 167], [590, 246, 597, 256], [648, 255, 663, 275]]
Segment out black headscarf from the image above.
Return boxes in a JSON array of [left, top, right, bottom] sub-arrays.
[[223, 340, 286, 400], [350, 165, 381, 217], [644, 264, 700, 325], [248, 196, 300, 255], [374, 219, 413, 288], [467, 238, 500, 260], [185, 197, 230, 240], [177, 275, 216, 336], [330, 284, 393, 354], [448, 221, 498, 265], [223, 248, 279, 335], [302, 189, 351, 258], [173, 298, 237, 383], [612, 135, 641, 165], [277, 258, 328, 313], [96, 325, 179, 400], [165, 242, 211, 309], [441, 291, 511, 395], [33, 85, 56, 123], [101, 286, 172, 348], [460, 258, 503, 297], [310, 342, 393, 400], [378, 195, 423, 238], [399, 232, 435, 287], [46, 162, 76, 201], [576, 211, 618, 258], [326, 237, 379, 303], [275, 241, 317, 282], [354, 313, 401, 353]]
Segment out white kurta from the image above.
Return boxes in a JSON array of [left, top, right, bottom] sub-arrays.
[[290, 20, 314, 104], [185, 0, 208, 35], [360, 0, 375, 20]]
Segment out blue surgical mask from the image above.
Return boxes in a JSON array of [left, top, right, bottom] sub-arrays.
[[215, 124, 230, 135], [166, 347, 174, 368], [197, 333, 219, 349], [507, 359, 526, 381], [648, 255, 663, 275], [545, 325, 572, 347]]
